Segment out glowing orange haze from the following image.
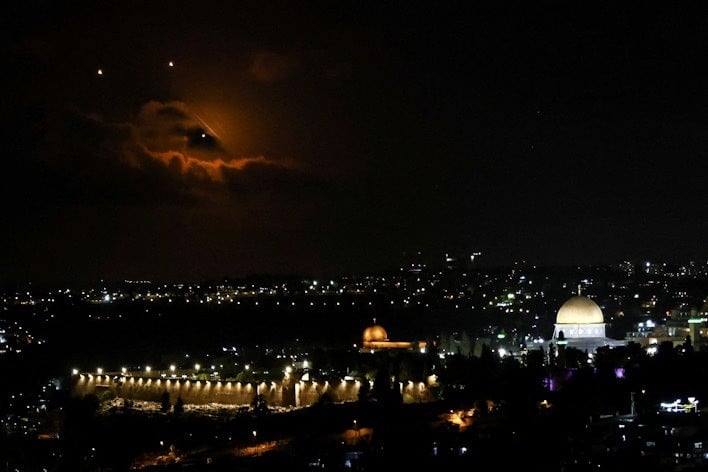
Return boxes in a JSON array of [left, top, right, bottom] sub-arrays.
[[129, 100, 295, 183], [150, 151, 273, 182]]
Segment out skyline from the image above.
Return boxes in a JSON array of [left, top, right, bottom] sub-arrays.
[[2, 1, 707, 286]]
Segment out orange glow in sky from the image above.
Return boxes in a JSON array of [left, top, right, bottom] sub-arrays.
[[150, 151, 273, 182], [186, 101, 252, 156]]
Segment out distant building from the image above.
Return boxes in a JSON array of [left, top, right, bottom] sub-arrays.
[[360, 322, 427, 352], [551, 294, 626, 353], [625, 316, 707, 352]]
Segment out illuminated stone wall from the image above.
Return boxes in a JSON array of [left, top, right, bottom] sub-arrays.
[[72, 374, 437, 407], [73, 375, 283, 406], [294, 379, 364, 406], [400, 380, 437, 403]]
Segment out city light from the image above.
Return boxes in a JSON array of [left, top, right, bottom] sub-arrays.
[[4, 249, 708, 468]]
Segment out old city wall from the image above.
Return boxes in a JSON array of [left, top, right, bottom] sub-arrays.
[[72, 375, 436, 407]]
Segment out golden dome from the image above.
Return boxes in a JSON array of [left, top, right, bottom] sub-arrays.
[[363, 324, 388, 343], [556, 296, 604, 324]]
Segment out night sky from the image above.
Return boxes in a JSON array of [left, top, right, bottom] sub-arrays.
[[1, 1, 707, 286]]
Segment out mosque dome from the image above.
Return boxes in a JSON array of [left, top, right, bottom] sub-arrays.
[[556, 296, 604, 324], [363, 324, 388, 343]]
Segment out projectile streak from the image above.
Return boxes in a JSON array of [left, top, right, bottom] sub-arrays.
[[194, 114, 220, 140]]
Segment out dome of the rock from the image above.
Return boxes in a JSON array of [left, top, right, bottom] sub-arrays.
[[556, 296, 604, 325]]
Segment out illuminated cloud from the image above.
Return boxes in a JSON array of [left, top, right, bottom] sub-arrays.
[[149, 152, 270, 183], [132, 100, 292, 183], [5, 99, 299, 209]]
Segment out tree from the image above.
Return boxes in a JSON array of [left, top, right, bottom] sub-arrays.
[[684, 334, 694, 354], [396, 352, 423, 382], [547, 343, 557, 367], [315, 389, 336, 406], [174, 396, 184, 414], [97, 388, 116, 404], [160, 390, 171, 413], [357, 377, 371, 403], [371, 367, 391, 403], [251, 393, 269, 416]]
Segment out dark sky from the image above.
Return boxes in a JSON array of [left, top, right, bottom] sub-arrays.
[[1, 1, 707, 285]]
